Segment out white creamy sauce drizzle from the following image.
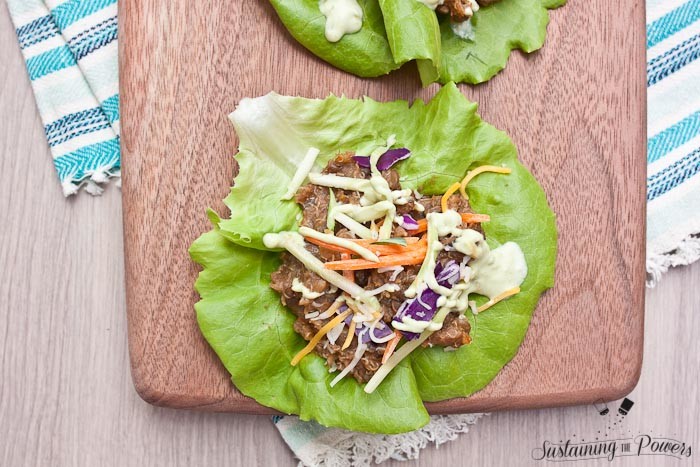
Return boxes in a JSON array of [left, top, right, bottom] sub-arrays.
[[370, 232, 527, 393], [319, 0, 363, 43], [436, 234, 527, 315], [334, 201, 394, 223], [273, 132, 527, 392], [308, 135, 410, 241], [397, 209, 527, 330], [392, 316, 443, 333], [263, 231, 380, 317], [292, 278, 324, 300], [404, 210, 463, 298], [416, 0, 479, 39], [451, 19, 475, 40], [467, 241, 527, 299]]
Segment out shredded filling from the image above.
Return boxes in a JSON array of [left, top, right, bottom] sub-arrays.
[[266, 141, 524, 392]]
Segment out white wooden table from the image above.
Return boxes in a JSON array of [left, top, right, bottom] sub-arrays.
[[1, 5, 698, 466]]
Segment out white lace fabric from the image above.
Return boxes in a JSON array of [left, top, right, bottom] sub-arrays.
[[274, 414, 484, 467]]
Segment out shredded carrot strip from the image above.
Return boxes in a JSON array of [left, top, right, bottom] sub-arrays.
[[290, 309, 352, 366], [340, 253, 354, 283], [413, 213, 491, 234], [460, 213, 491, 224], [324, 238, 428, 271], [341, 319, 356, 350], [382, 331, 402, 364], [441, 182, 462, 213], [305, 236, 420, 256], [477, 287, 521, 313], [325, 252, 425, 270], [459, 165, 512, 198], [412, 221, 428, 234]]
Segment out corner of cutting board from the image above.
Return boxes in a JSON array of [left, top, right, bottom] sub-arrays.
[[128, 363, 278, 413], [127, 356, 195, 409], [129, 366, 175, 408], [602, 348, 644, 403]]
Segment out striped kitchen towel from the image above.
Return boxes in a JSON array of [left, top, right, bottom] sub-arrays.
[[7, 0, 119, 196], [645, 0, 700, 285]]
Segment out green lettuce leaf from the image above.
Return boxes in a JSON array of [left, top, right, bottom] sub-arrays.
[[428, 0, 561, 85], [190, 84, 557, 433], [191, 218, 429, 433], [270, 0, 400, 77], [269, 0, 564, 84], [377, 0, 442, 79]]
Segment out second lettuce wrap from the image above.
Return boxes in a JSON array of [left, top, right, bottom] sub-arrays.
[[270, 0, 565, 85]]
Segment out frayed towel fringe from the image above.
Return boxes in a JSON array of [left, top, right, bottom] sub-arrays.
[[647, 233, 700, 287], [61, 166, 121, 197], [295, 414, 484, 467]]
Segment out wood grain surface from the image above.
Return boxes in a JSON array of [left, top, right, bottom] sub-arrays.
[[3, 3, 700, 466], [119, 0, 646, 413]]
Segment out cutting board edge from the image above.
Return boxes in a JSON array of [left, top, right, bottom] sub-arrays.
[[127, 374, 642, 415], [126, 331, 644, 415], [118, 0, 648, 421]]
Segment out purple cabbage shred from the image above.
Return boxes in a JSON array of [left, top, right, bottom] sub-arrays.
[[392, 261, 460, 340], [398, 214, 419, 231], [352, 148, 411, 171]]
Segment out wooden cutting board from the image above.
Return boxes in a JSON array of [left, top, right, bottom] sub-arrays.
[[120, 0, 646, 414]]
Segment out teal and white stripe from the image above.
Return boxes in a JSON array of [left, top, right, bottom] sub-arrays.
[[646, 0, 700, 285], [7, 0, 119, 196]]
